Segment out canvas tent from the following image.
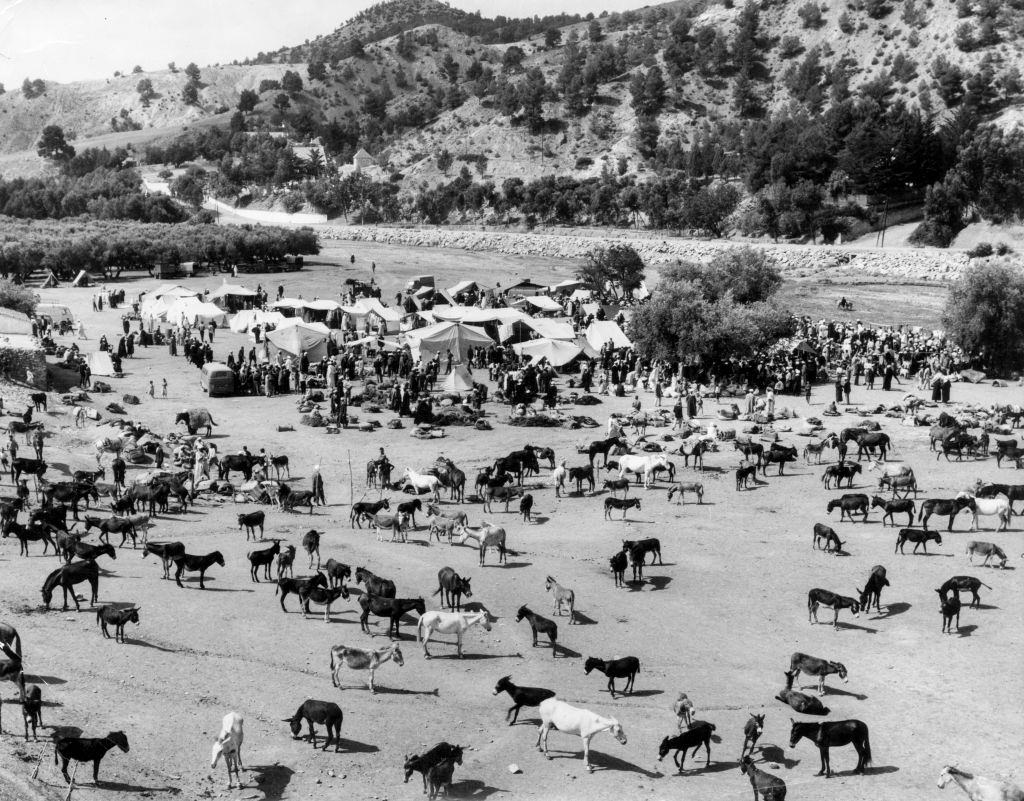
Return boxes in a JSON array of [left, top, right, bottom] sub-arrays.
[[88, 350, 117, 376], [341, 298, 402, 333], [164, 298, 228, 327], [149, 284, 198, 300], [512, 338, 584, 367], [229, 309, 286, 333], [209, 282, 257, 311], [71, 270, 92, 287], [441, 364, 475, 392], [271, 298, 306, 317], [585, 320, 632, 351], [265, 323, 328, 362], [275, 318, 330, 335], [516, 295, 564, 314], [404, 321, 493, 363]]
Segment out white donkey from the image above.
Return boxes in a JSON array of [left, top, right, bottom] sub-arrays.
[[417, 610, 491, 658], [210, 711, 244, 789], [536, 698, 627, 772]]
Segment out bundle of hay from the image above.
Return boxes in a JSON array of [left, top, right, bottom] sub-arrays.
[[300, 410, 326, 427], [122, 394, 140, 405], [572, 394, 602, 406], [433, 406, 482, 426], [105, 402, 126, 415], [508, 414, 562, 427]]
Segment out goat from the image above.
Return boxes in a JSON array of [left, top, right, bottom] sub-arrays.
[[96, 605, 140, 643], [248, 540, 281, 582], [211, 712, 244, 789], [493, 675, 556, 725], [54, 731, 130, 785], [284, 700, 343, 752]]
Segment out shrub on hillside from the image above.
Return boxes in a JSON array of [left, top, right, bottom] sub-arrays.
[[944, 262, 1024, 371], [0, 280, 38, 316]]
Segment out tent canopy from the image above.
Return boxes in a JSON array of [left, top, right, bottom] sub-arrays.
[[585, 320, 632, 351], [164, 298, 228, 327], [448, 280, 488, 296], [230, 309, 286, 333], [271, 298, 306, 310], [517, 295, 564, 314], [265, 324, 328, 362], [303, 299, 342, 312], [150, 284, 198, 300], [208, 282, 256, 301], [512, 338, 584, 367], [404, 321, 493, 363], [441, 364, 475, 392], [275, 318, 330, 335], [88, 350, 117, 376]]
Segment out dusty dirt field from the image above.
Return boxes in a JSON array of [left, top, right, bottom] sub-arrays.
[[1, 240, 1021, 801]]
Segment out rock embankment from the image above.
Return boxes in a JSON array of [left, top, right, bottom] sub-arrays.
[[324, 226, 969, 282]]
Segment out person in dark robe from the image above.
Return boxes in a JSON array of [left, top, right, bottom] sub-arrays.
[[399, 383, 412, 417], [686, 392, 697, 419], [942, 379, 951, 404], [882, 365, 894, 391]]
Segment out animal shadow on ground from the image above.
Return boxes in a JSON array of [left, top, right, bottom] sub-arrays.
[[833, 621, 878, 634], [22, 673, 66, 686], [121, 637, 178, 653], [371, 685, 440, 697], [334, 738, 379, 754], [250, 764, 294, 801], [48, 724, 82, 739], [821, 685, 868, 700], [676, 759, 741, 775], [880, 601, 911, 617], [641, 576, 672, 591], [760, 744, 800, 768], [553, 643, 581, 659], [460, 602, 497, 621], [586, 751, 662, 777], [865, 765, 900, 775], [500, 562, 532, 569], [619, 689, 663, 698], [456, 651, 524, 661], [529, 516, 550, 525], [956, 624, 978, 638], [446, 778, 504, 798], [200, 586, 255, 593], [973, 603, 999, 610], [81, 780, 181, 794], [571, 612, 598, 625]]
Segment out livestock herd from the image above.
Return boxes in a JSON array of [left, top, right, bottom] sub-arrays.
[[1, 381, 1022, 801]]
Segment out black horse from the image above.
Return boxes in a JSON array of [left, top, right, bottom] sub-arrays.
[[856, 432, 890, 461], [919, 497, 974, 531], [587, 436, 625, 467], [871, 496, 915, 526], [516, 606, 557, 655], [41, 560, 99, 611], [826, 493, 869, 522], [584, 656, 640, 697], [789, 719, 871, 777]]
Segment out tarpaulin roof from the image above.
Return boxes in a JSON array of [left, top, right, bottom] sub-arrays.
[[518, 295, 564, 313], [150, 284, 198, 299], [512, 338, 584, 367], [229, 309, 286, 333], [265, 323, 328, 361], [164, 298, 228, 327], [585, 320, 632, 350], [341, 297, 402, 323], [303, 299, 343, 312], [271, 298, 306, 310], [87, 350, 117, 376], [208, 282, 256, 301], [404, 321, 493, 363], [275, 318, 330, 335], [448, 280, 488, 296], [441, 364, 475, 392], [499, 316, 575, 343]]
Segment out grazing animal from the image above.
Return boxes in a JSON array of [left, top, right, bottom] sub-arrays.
[[807, 588, 861, 629], [83, 515, 137, 549], [970, 494, 1011, 531], [323, 558, 351, 588], [803, 433, 838, 465], [237, 511, 265, 540], [0, 643, 24, 735], [248, 540, 281, 582], [822, 461, 862, 489], [939, 576, 991, 608], [937, 765, 1024, 801], [284, 700, 343, 752], [269, 454, 290, 479], [434, 567, 472, 611], [417, 610, 491, 658], [667, 481, 704, 504], [516, 605, 557, 654], [493, 675, 556, 725], [211, 712, 244, 789], [741, 714, 765, 759], [276, 544, 296, 579], [175, 408, 217, 436], [545, 576, 575, 622], [351, 498, 390, 528], [618, 453, 669, 487], [173, 551, 225, 589], [41, 560, 99, 610], [604, 496, 641, 520], [812, 523, 844, 554], [356, 566, 396, 598], [279, 487, 315, 514], [303, 585, 351, 623], [603, 477, 631, 498], [622, 538, 662, 566], [452, 523, 507, 566], [872, 495, 916, 526], [789, 718, 871, 777], [789, 653, 848, 695], [0, 623, 22, 659], [920, 497, 974, 531], [760, 447, 797, 475], [673, 693, 694, 729], [736, 465, 758, 490], [2, 520, 57, 557], [142, 541, 185, 580], [827, 493, 869, 522], [584, 656, 640, 697], [610, 550, 627, 587], [372, 512, 410, 543], [403, 468, 442, 502], [519, 493, 533, 522], [536, 697, 627, 772], [10, 457, 46, 485], [857, 565, 890, 614], [879, 473, 919, 498], [358, 594, 424, 637], [404, 744, 464, 794], [657, 721, 715, 773], [54, 731, 130, 785], [301, 529, 321, 568], [895, 528, 942, 554], [96, 605, 139, 643], [741, 756, 787, 801], [276, 572, 328, 613], [856, 431, 891, 461], [330, 643, 404, 693], [937, 587, 962, 633], [776, 671, 830, 715], [965, 541, 1008, 568], [587, 436, 625, 467], [568, 465, 595, 493], [735, 440, 765, 465]]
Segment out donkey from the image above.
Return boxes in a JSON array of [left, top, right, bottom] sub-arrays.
[[741, 714, 765, 759], [584, 656, 640, 697], [493, 676, 556, 725], [789, 718, 871, 777], [434, 567, 472, 611], [545, 576, 575, 622], [741, 756, 787, 801]]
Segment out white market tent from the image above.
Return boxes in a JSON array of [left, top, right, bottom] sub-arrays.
[[498, 316, 575, 343], [149, 284, 198, 300], [516, 295, 564, 314], [585, 320, 632, 351], [448, 280, 488, 296], [209, 282, 256, 303], [404, 321, 493, 363], [164, 297, 228, 327], [512, 338, 584, 367], [303, 299, 343, 313], [550, 279, 585, 293], [275, 318, 331, 335], [265, 323, 328, 362], [441, 364, 475, 392], [341, 298, 403, 333], [87, 350, 117, 376], [229, 309, 287, 333]]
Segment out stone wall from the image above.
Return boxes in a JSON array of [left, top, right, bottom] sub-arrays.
[[0, 338, 47, 388], [325, 226, 969, 282]]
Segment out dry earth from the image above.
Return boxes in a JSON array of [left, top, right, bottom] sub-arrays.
[[0, 240, 1021, 801]]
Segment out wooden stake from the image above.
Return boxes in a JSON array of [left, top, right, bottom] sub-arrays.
[[30, 755, 41, 780], [65, 762, 78, 801], [347, 450, 353, 509]]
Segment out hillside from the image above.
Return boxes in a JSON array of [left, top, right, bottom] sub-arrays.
[[0, 0, 1021, 195]]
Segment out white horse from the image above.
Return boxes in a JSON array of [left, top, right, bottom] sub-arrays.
[[536, 697, 627, 772], [938, 765, 1024, 801], [403, 468, 441, 503], [452, 523, 507, 566], [970, 494, 1011, 531], [417, 610, 491, 658], [867, 460, 914, 480], [618, 453, 668, 488]]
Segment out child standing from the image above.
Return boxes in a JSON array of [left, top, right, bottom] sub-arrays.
[[161, 379, 167, 398], [148, 381, 155, 398]]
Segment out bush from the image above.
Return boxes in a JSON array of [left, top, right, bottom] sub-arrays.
[[575, 156, 594, 169], [0, 280, 38, 316], [944, 262, 1024, 371], [966, 242, 994, 258], [779, 35, 804, 59], [797, 2, 824, 28]]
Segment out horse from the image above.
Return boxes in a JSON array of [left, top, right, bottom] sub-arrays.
[[789, 719, 871, 777], [355, 567, 396, 599], [41, 560, 100, 610], [417, 611, 491, 659], [856, 432, 891, 461], [937, 765, 1024, 801], [826, 493, 869, 522], [587, 436, 625, 467], [358, 595, 424, 638], [172, 551, 225, 589], [403, 468, 441, 503], [920, 497, 974, 531], [536, 698, 626, 773]]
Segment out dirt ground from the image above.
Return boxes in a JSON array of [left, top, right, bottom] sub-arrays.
[[0, 240, 1021, 801]]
